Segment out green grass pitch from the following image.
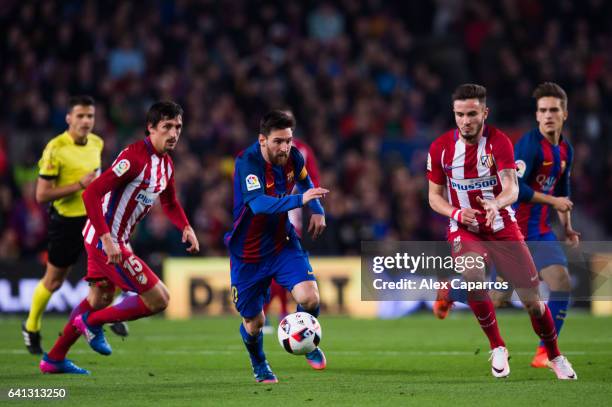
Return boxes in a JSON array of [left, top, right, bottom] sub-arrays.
[[1, 311, 611, 406]]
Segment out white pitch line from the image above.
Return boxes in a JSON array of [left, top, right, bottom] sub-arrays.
[[2, 349, 609, 356]]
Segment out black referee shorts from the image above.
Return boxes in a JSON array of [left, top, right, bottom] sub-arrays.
[[47, 207, 87, 268]]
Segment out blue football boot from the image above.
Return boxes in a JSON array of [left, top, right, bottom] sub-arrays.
[[40, 353, 90, 375], [73, 312, 112, 355]]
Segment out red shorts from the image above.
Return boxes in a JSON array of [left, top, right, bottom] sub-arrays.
[[447, 222, 539, 289], [85, 243, 159, 294]]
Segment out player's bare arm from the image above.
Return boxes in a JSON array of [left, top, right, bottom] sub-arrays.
[[182, 225, 200, 253], [477, 169, 518, 227], [557, 210, 580, 248], [302, 187, 329, 204], [35, 171, 97, 203], [428, 180, 479, 226], [308, 214, 326, 240], [529, 190, 573, 212], [100, 233, 122, 265]]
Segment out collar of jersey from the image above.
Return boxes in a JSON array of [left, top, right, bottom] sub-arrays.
[[144, 136, 164, 157]]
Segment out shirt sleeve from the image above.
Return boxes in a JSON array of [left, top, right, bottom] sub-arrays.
[[160, 174, 190, 231], [82, 148, 141, 236], [554, 141, 573, 197], [493, 132, 517, 171], [38, 142, 60, 179], [302, 143, 321, 187], [236, 154, 305, 215], [293, 147, 324, 215], [427, 140, 446, 185], [236, 156, 266, 204], [514, 135, 536, 202]]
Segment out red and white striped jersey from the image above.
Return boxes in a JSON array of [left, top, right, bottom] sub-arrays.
[[427, 125, 517, 234], [82, 137, 188, 249]]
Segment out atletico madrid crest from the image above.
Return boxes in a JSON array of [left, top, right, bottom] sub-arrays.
[[480, 153, 494, 168]]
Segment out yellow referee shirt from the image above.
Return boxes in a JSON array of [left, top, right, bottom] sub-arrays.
[[38, 131, 103, 217]]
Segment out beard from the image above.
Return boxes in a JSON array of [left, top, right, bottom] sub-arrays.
[[459, 119, 484, 141], [272, 153, 288, 166], [266, 146, 288, 165]]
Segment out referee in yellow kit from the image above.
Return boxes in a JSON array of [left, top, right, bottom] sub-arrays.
[[22, 95, 127, 354]]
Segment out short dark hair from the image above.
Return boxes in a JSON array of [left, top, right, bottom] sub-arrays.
[[68, 95, 95, 110], [452, 84, 487, 104], [260, 110, 295, 136], [145, 101, 184, 135], [532, 82, 568, 110]]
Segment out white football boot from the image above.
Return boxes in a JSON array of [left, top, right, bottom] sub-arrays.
[[549, 355, 577, 380], [489, 346, 510, 378]]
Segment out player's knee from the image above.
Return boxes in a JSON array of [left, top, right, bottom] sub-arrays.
[[300, 291, 320, 311], [552, 270, 571, 291], [244, 315, 265, 333], [43, 271, 68, 292], [462, 268, 483, 283], [149, 295, 169, 313], [87, 291, 113, 310]]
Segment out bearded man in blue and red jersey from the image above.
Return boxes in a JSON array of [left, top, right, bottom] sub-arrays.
[[224, 110, 329, 383]]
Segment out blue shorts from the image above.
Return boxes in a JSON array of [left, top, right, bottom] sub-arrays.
[[525, 231, 568, 271], [230, 241, 315, 318], [489, 231, 568, 283]]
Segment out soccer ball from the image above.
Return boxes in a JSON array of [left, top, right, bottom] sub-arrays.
[[277, 312, 322, 355]]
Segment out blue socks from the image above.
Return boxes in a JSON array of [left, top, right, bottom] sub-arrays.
[[541, 291, 569, 346], [297, 304, 320, 318], [239, 323, 266, 365]]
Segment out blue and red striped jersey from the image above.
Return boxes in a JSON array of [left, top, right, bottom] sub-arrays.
[[224, 142, 323, 262], [513, 128, 573, 238]]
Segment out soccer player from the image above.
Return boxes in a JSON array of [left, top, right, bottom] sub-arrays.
[[225, 110, 329, 383], [427, 84, 576, 379], [433, 83, 579, 369], [39, 101, 199, 374], [263, 138, 322, 333], [22, 95, 127, 355], [495, 82, 578, 368]]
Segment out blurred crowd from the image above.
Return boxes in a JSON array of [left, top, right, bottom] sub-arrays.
[[1, 0, 611, 263]]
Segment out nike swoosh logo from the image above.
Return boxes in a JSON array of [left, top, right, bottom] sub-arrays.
[[266, 183, 275, 188], [493, 367, 505, 373], [542, 161, 553, 166], [307, 269, 314, 275]]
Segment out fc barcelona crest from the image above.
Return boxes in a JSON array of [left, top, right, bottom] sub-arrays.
[[480, 153, 494, 168], [286, 170, 294, 183]]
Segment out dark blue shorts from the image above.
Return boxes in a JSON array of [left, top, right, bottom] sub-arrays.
[[490, 231, 568, 283], [526, 231, 568, 271], [230, 242, 315, 318]]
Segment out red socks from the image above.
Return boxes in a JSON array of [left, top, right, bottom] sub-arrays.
[[530, 304, 561, 360], [468, 292, 506, 349], [48, 299, 94, 361], [86, 295, 152, 326]]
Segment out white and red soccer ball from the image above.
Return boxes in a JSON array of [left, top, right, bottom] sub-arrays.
[[277, 312, 322, 355]]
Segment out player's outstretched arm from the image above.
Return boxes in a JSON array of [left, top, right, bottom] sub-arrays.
[[248, 188, 328, 215]]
